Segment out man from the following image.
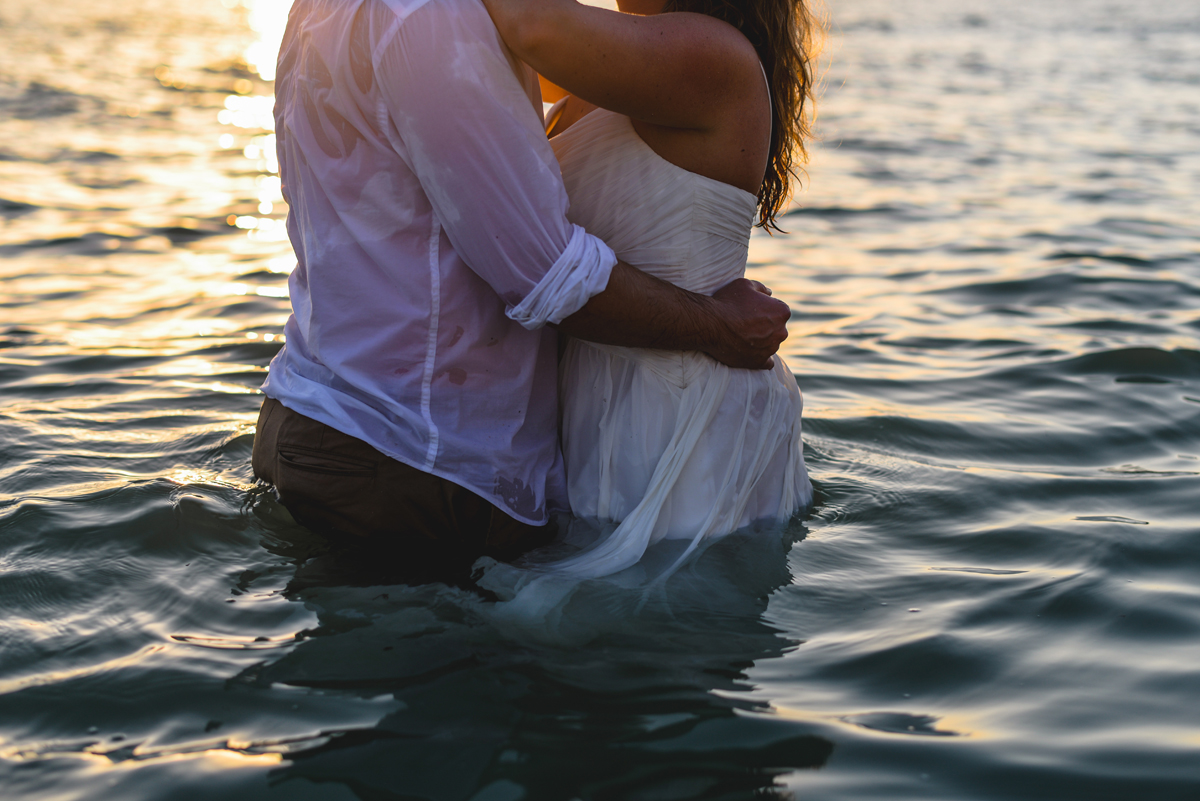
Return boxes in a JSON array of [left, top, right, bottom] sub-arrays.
[[251, 0, 790, 575]]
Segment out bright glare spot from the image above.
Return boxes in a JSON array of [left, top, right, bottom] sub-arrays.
[[261, 138, 279, 174], [220, 95, 275, 131], [192, 749, 284, 768], [248, 218, 289, 241], [257, 176, 283, 206], [255, 173, 282, 194], [168, 468, 218, 485], [244, 0, 295, 81], [247, 332, 259, 339], [217, 3, 290, 235], [263, 333, 275, 342]]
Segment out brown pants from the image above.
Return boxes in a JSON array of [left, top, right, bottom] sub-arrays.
[[252, 397, 551, 573]]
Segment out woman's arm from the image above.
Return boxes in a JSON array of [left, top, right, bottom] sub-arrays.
[[483, 0, 762, 131]]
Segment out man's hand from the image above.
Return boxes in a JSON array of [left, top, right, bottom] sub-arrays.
[[557, 262, 790, 369], [704, 278, 791, 370]]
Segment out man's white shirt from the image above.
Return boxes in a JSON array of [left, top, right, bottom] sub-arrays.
[[261, 0, 616, 524]]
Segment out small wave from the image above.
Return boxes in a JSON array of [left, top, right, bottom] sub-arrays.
[[834, 137, 921, 155], [1061, 347, 1200, 380], [0, 198, 38, 218], [929, 272, 1200, 309], [1045, 250, 1159, 268], [1054, 319, 1173, 335], [929, 567, 1028, 575], [0, 82, 85, 120], [842, 711, 961, 737], [784, 203, 913, 218]]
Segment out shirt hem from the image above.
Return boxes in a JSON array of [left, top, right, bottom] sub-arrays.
[[259, 386, 553, 529]]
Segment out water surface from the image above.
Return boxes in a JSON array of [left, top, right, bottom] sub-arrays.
[[1, 0, 1198, 798]]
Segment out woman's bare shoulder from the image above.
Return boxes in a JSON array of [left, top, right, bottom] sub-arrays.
[[663, 11, 763, 85]]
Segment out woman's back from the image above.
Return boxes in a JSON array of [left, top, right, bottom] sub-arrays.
[[552, 109, 757, 295], [548, 110, 812, 578]]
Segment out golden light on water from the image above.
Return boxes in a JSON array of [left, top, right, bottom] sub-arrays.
[[217, 0, 292, 240], [241, 0, 295, 82], [0, 2, 1197, 795]]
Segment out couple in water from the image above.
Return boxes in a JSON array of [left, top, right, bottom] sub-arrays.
[[252, 0, 820, 586]]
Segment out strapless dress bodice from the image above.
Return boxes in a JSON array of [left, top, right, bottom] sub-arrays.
[[551, 109, 757, 296]]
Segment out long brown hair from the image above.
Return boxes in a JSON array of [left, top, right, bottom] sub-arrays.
[[661, 0, 822, 231]]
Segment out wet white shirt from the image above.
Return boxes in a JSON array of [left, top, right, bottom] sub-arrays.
[[260, 0, 616, 524]]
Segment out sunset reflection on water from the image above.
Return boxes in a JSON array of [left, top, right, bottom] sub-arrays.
[[217, 0, 291, 243], [0, 1, 1198, 799]]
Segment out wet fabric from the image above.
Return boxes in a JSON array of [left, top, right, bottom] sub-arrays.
[[546, 110, 813, 578], [252, 396, 554, 576], [260, 0, 616, 525]]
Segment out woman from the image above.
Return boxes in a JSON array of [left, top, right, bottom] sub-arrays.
[[481, 0, 821, 579]]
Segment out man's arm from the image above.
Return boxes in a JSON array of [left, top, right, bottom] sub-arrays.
[[560, 264, 789, 370], [377, 2, 787, 368]]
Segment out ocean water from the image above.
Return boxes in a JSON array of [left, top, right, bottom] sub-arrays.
[[1, 0, 1198, 798]]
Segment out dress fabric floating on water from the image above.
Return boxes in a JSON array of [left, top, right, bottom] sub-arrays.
[[545, 109, 813, 579]]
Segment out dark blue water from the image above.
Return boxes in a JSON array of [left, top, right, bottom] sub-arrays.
[[1, 0, 1198, 798]]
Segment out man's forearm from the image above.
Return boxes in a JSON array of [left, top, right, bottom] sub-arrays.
[[556, 261, 717, 350], [555, 261, 790, 370]]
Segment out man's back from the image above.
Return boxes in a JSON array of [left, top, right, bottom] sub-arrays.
[[263, 0, 616, 524]]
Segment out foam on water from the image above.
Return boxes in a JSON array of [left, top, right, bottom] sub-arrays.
[[1, 0, 1198, 798]]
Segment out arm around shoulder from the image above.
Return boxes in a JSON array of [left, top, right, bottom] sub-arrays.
[[482, 0, 761, 130], [376, 1, 609, 324]]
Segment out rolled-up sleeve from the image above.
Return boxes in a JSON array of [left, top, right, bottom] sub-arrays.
[[376, 0, 615, 329]]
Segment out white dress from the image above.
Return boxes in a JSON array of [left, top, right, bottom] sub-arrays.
[[544, 109, 813, 579]]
